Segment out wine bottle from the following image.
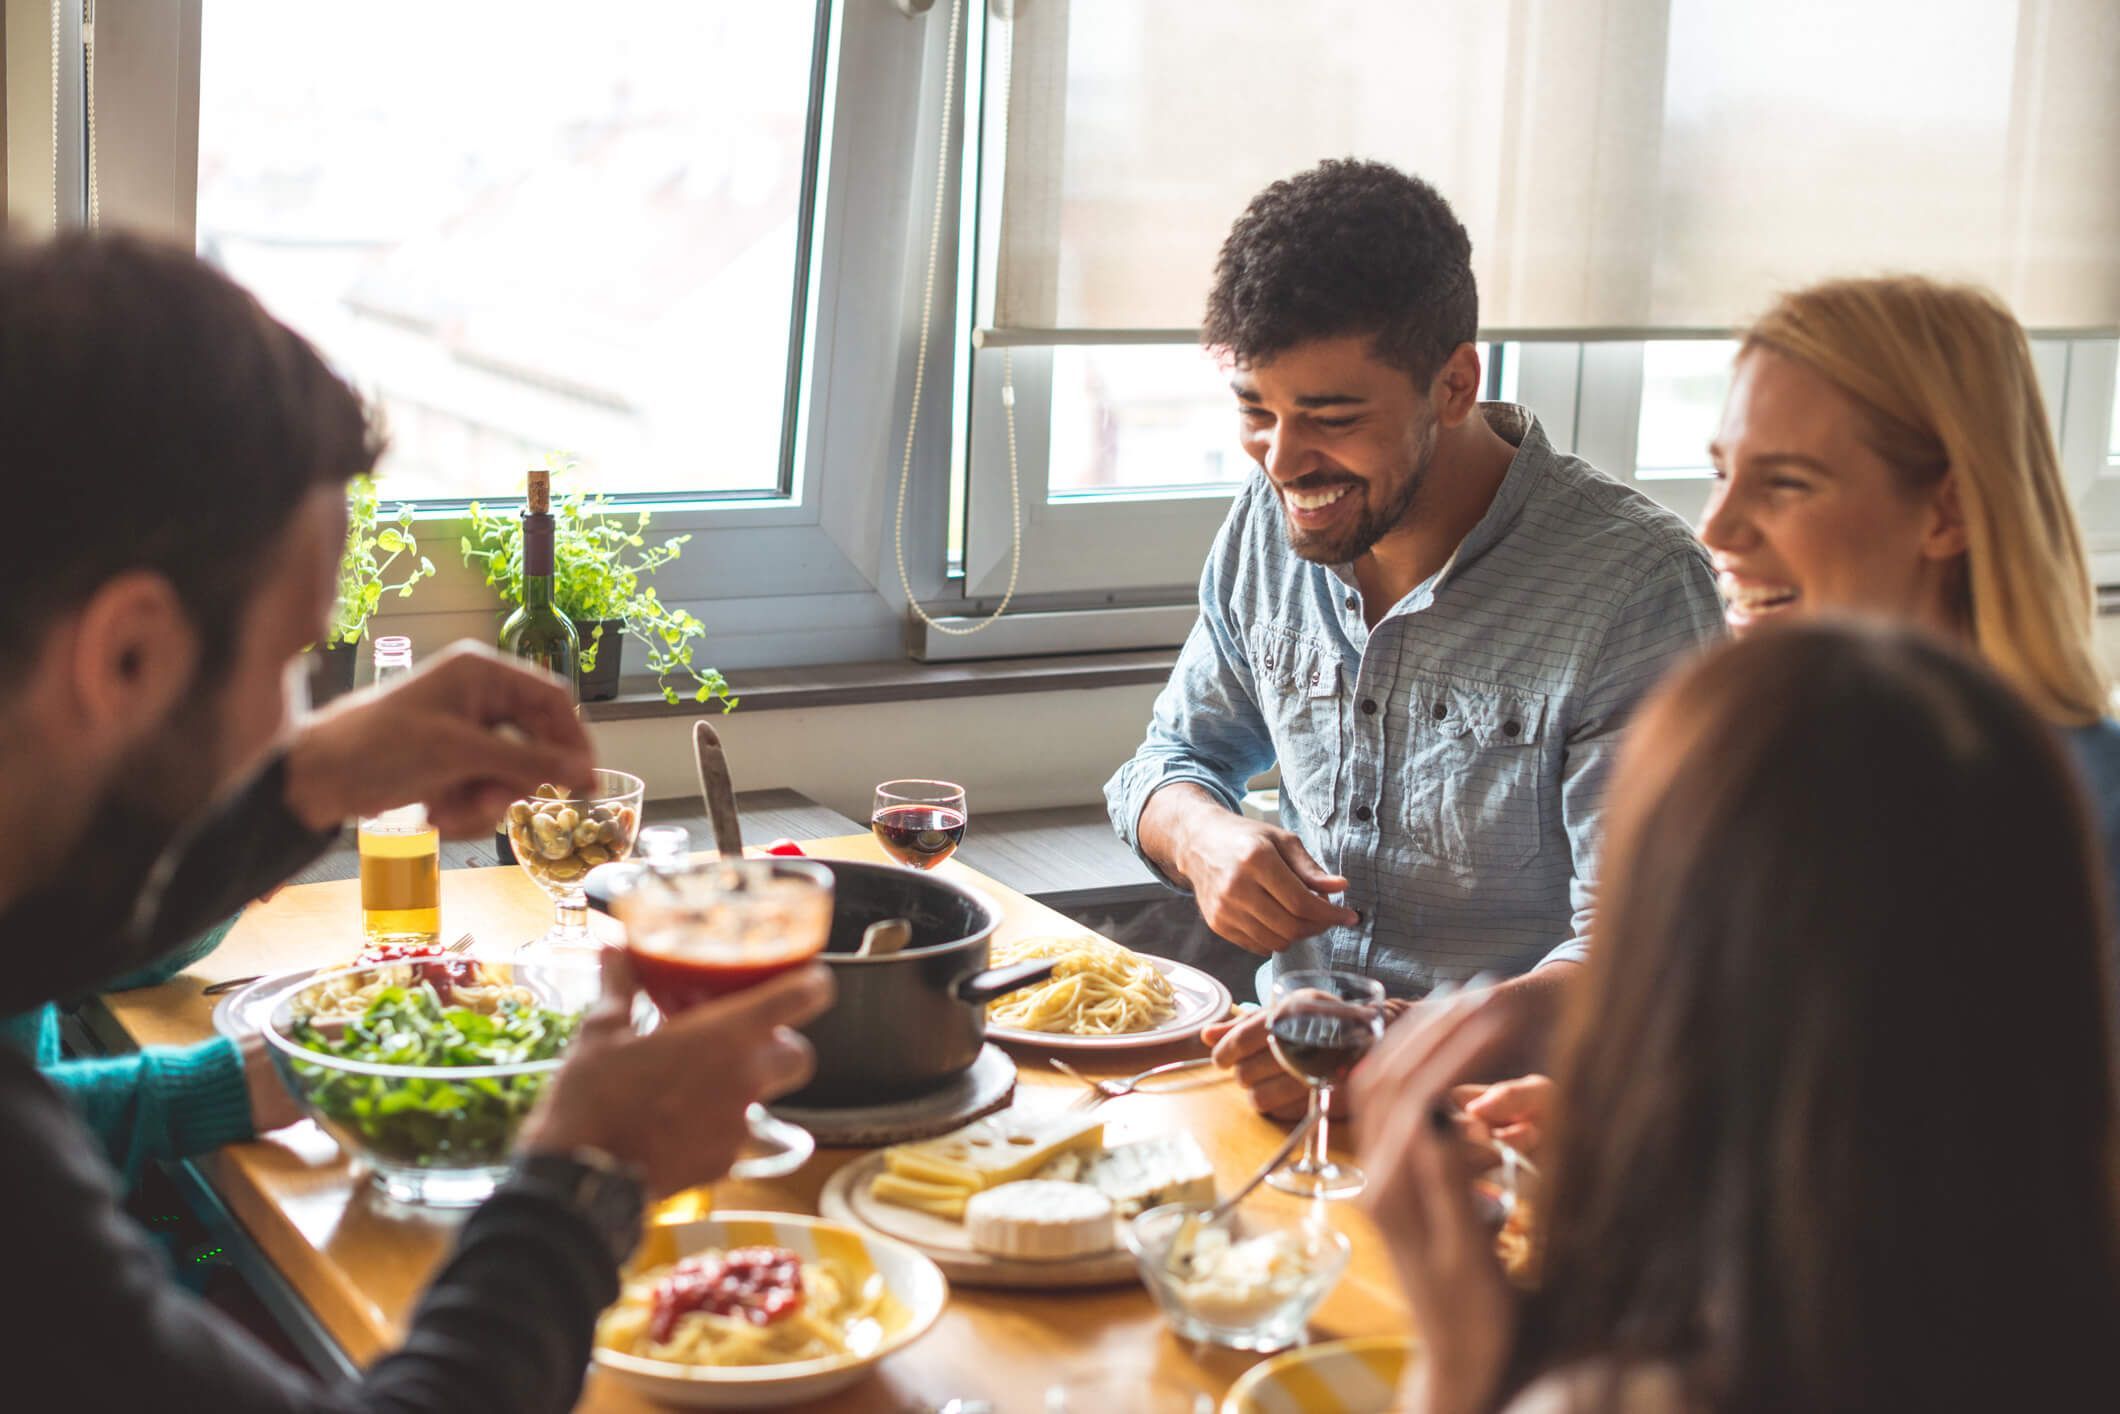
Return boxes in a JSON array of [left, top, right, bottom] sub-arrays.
[[497, 468, 580, 695]]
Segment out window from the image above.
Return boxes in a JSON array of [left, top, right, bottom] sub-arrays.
[[194, 1, 827, 504], [2110, 358, 2120, 469], [1047, 345, 1246, 498], [1636, 342, 1738, 480], [55, 1, 2120, 660]]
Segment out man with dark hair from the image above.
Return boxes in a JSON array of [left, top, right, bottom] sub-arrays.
[[1106, 161, 1722, 1117], [0, 234, 831, 1409]]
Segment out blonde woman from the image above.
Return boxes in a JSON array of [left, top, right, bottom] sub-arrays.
[[1445, 276, 2120, 1171], [1702, 275, 2120, 893]]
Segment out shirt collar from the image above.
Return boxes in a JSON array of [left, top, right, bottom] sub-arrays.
[[1324, 402, 1554, 599], [1440, 403, 1548, 583]]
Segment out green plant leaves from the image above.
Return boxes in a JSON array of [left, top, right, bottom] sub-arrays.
[[325, 473, 438, 644], [457, 459, 735, 710]]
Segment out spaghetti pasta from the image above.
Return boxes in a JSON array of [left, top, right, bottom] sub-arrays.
[[986, 934, 1178, 1036], [299, 962, 534, 1025], [596, 1248, 886, 1368]]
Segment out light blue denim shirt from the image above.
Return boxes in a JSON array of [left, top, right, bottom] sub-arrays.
[[1106, 404, 1725, 997]]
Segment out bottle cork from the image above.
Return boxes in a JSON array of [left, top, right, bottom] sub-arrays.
[[526, 468, 551, 514]]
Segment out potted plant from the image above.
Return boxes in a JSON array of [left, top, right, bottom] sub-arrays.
[[460, 466, 736, 710], [309, 475, 437, 703]]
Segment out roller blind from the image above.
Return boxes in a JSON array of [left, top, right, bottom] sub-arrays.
[[984, 0, 2120, 342]]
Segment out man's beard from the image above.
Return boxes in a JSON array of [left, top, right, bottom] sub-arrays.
[[1282, 421, 1438, 565], [0, 689, 232, 1013]]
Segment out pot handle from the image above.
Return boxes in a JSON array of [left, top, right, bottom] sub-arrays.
[[953, 959, 1058, 1005]]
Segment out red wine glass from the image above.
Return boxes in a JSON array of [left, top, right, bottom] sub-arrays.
[[871, 780, 968, 870], [1265, 969, 1387, 1199]]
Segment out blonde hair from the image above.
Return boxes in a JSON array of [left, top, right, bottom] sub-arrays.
[[1742, 276, 2109, 727]]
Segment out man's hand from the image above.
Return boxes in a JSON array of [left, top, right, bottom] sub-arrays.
[[1140, 785, 1357, 955], [1203, 997, 1414, 1122], [237, 1032, 304, 1134], [518, 953, 834, 1199], [283, 642, 594, 837]]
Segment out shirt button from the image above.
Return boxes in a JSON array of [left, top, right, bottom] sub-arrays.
[[1431, 702, 1448, 720], [1310, 669, 1322, 687], [1354, 804, 1373, 823], [1344, 595, 1357, 611], [1361, 698, 1378, 715], [1503, 719, 1522, 738]]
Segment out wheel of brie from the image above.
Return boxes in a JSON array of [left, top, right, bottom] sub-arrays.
[[964, 1180, 1117, 1261]]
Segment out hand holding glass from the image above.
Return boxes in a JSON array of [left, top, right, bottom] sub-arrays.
[[613, 856, 835, 1179], [1265, 970, 1387, 1199]]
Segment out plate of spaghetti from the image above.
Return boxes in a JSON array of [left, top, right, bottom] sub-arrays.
[[983, 934, 1234, 1050], [592, 1212, 948, 1408]]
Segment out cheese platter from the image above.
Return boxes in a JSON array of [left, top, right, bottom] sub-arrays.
[[817, 1106, 1219, 1289]]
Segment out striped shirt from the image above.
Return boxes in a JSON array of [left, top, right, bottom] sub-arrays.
[[1105, 404, 1725, 996]]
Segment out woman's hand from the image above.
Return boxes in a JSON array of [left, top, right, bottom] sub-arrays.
[[1352, 993, 1519, 1414], [1458, 1073, 1554, 1161]]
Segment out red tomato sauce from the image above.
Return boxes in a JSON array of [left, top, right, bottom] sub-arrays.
[[356, 941, 478, 1003], [649, 1247, 805, 1343]]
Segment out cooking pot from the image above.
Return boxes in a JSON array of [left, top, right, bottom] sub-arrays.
[[586, 857, 1053, 1105]]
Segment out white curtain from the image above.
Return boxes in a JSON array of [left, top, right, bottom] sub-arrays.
[[986, 0, 2120, 338]]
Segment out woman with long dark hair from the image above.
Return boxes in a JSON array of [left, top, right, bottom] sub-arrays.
[[1354, 622, 2120, 1412]]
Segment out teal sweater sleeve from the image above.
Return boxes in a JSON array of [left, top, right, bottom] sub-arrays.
[[0, 910, 256, 1187], [0, 1007, 254, 1187]]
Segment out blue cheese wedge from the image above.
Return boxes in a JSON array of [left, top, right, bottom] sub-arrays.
[[965, 1180, 1116, 1260], [1083, 1134, 1216, 1218]]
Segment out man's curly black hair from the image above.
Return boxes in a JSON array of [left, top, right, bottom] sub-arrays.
[[1203, 159, 1477, 386]]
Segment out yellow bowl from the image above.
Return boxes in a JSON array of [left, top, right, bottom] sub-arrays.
[[1221, 1335, 1418, 1414], [591, 1211, 949, 1409]]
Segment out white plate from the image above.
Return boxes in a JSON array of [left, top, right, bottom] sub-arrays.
[[592, 1211, 948, 1409], [818, 1152, 1140, 1289], [985, 955, 1234, 1051]]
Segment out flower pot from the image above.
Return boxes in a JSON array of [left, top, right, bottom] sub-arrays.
[[573, 619, 625, 702], [310, 643, 360, 706]]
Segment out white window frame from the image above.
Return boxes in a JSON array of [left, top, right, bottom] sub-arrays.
[[26, 1, 2120, 669], [59, 0, 982, 671]]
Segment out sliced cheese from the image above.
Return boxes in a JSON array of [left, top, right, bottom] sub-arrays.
[[868, 1171, 972, 1220], [882, 1111, 1104, 1192], [965, 1181, 1115, 1260], [1086, 1133, 1217, 1218]]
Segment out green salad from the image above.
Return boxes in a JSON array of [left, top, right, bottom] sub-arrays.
[[288, 983, 580, 1169]]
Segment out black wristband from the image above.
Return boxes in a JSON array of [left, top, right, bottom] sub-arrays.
[[504, 1148, 647, 1269]]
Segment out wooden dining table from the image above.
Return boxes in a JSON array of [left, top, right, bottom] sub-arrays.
[[83, 833, 1412, 1413]]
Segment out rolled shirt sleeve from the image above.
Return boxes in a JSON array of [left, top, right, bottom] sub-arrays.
[[1544, 545, 1726, 968], [1106, 511, 1278, 890]]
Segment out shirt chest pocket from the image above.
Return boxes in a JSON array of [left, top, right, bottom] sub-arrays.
[[1401, 677, 1551, 868], [1251, 629, 1344, 827]]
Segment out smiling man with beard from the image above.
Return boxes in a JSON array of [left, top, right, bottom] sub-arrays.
[[1106, 161, 1723, 1118]]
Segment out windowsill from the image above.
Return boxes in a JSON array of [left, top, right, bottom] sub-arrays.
[[582, 648, 1179, 720]]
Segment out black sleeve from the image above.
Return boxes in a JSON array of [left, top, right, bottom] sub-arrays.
[[137, 751, 345, 959], [1, 1051, 617, 1414]]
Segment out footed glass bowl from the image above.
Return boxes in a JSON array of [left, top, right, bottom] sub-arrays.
[[1123, 1202, 1350, 1353], [259, 959, 598, 1207]]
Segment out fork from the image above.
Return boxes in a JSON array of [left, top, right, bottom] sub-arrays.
[[1051, 1056, 1223, 1111], [201, 932, 477, 996]]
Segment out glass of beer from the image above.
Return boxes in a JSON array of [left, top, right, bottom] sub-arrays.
[[613, 856, 835, 1179], [359, 806, 440, 945]]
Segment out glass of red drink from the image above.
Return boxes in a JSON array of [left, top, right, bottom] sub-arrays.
[[613, 857, 834, 1179], [871, 780, 968, 870]]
